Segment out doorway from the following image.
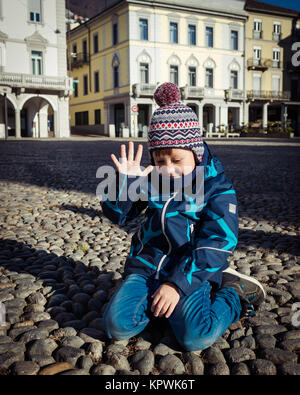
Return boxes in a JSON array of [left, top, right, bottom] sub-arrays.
[[137, 104, 149, 137], [114, 103, 124, 137]]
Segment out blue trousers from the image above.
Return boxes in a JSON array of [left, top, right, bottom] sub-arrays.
[[102, 274, 242, 351]]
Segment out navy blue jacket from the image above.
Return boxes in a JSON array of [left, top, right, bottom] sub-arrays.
[[100, 142, 239, 297]]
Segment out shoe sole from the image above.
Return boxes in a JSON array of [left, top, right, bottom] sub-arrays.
[[223, 267, 267, 302]]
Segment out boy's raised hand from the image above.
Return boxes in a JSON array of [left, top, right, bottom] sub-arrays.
[[111, 141, 153, 177]]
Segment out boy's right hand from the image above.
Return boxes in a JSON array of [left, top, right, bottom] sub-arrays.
[[111, 141, 153, 177]]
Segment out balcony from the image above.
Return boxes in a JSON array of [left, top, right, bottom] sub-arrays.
[[180, 85, 204, 100], [247, 90, 291, 101], [0, 72, 72, 94], [247, 58, 272, 71], [132, 83, 157, 97], [253, 30, 263, 39], [273, 32, 281, 41], [69, 52, 90, 70], [225, 89, 245, 101], [271, 60, 282, 69]]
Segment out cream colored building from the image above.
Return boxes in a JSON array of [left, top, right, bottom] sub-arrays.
[[68, 0, 247, 137], [245, 0, 300, 133]]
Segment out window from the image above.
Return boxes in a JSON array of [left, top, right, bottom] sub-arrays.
[[113, 23, 118, 45], [72, 43, 77, 58], [188, 25, 196, 45], [31, 50, 42, 75], [139, 19, 148, 40], [95, 109, 101, 125], [93, 33, 99, 53], [272, 49, 280, 68], [75, 111, 89, 126], [83, 74, 88, 95], [170, 22, 178, 44], [170, 65, 178, 85], [253, 47, 261, 66], [253, 74, 261, 95], [94, 71, 99, 92], [113, 66, 119, 87], [273, 23, 281, 41], [205, 27, 213, 48], [188, 66, 196, 86], [231, 30, 238, 50], [205, 68, 213, 88], [73, 77, 78, 97], [230, 70, 238, 89], [253, 20, 262, 39], [29, 0, 41, 23], [272, 75, 280, 95], [82, 39, 88, 62], [140, 63, 149, 84]]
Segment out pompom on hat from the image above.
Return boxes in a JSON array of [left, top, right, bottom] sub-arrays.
[[148, 82, 204, 166]]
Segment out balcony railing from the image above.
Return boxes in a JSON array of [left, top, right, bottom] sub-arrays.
[[180, 85, 204, 99], [132, 83, 157, 97], [273, 32, 281, 41], [253, 30, 263, 39], [247, 58, 272, 70], [247, 90, 291, 101], [271, 60, 282, 69], [0, 72, 72, 92], [69, 52, 90, 69], [225, 89, 245, 101]]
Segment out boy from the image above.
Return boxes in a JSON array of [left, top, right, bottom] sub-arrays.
[[99, 83, 265, 351]]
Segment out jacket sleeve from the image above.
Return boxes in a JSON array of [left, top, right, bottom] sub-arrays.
[[99, 171, 148, 226], [167, 173, 239, 296]]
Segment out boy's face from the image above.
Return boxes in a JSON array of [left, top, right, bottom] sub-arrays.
[[152, 148, 196, 178]]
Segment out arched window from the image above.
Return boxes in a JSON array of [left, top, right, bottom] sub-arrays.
[[203, 58, 216, 89], [137, 50, 151, 84], [228, 60, 240, 89], [167, 54, 181, 86], [186, 55, 199, 86]]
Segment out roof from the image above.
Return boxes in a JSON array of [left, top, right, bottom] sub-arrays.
[[245, 0, 300, 17]]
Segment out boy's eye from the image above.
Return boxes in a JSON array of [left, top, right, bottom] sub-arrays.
[[173, 159, 181, 163]]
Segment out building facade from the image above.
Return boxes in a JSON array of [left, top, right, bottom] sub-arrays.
[[67, 0, 300, 137], [68, 0, 247, 137], [0, 0, 73, 139], [245, 0, 300, 134]]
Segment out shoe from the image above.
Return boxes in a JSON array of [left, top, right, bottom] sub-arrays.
[[222, 267, 266, 317]]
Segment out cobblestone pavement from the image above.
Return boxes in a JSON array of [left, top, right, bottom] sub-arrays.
[[0, 138, 299, 375]]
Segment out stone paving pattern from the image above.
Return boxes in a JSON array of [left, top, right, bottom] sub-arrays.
[[0, 138, 299, 375]]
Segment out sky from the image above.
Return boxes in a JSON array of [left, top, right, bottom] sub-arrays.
[[257, 0, 300, 12]]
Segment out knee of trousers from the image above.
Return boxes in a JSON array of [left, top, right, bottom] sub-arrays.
[[173, 326, 221, 352], [102, 308, 133, 341]]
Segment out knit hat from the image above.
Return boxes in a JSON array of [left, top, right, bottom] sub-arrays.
[[148, 82, 204, 166]]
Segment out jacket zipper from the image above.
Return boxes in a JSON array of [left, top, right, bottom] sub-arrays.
[[155, 192, 178, 279]]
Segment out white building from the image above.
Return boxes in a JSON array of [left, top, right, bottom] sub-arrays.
[[0, 0, 73, 139]]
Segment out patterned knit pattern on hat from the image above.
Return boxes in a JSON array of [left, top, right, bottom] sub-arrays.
[[148, 82, 204, 165]]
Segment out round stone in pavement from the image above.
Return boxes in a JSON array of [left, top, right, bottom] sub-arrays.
[[248, 359, 277, 375], [39, 362, 73, 375], [158, 354, 185, 375], [55, 346, 85, 367], [11, 361, 40, 375]]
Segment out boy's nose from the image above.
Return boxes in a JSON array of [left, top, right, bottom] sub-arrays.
[[161, 165, 180, 178]]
